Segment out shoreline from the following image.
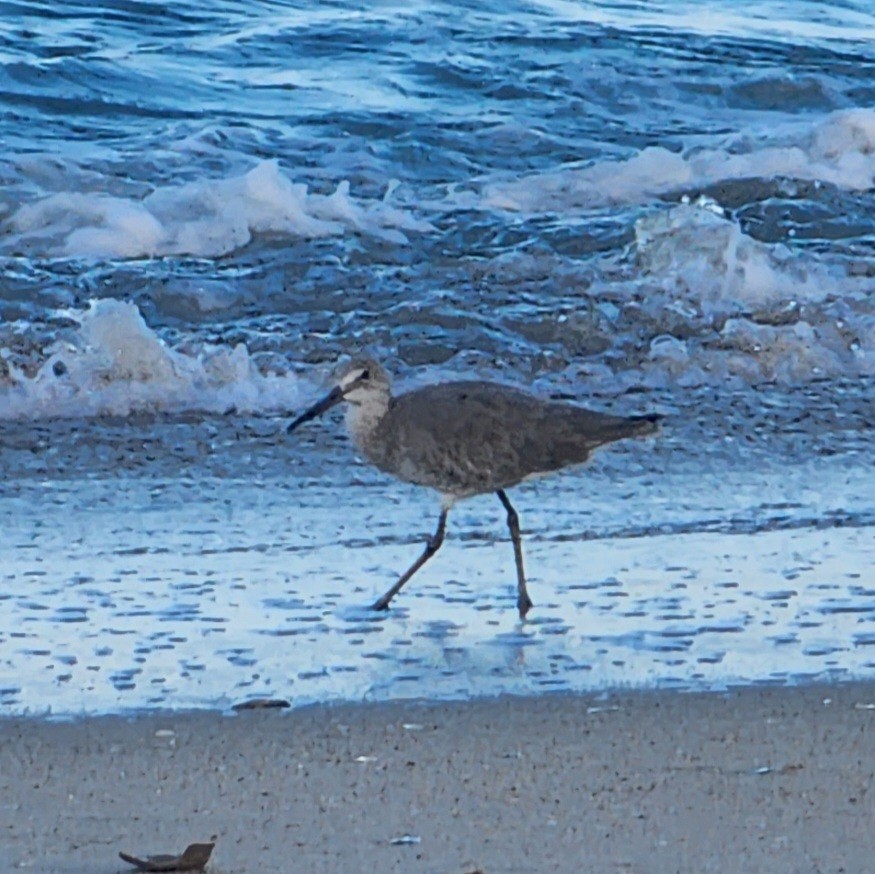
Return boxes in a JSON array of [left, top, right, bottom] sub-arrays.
[[2, 681, 873, 873]]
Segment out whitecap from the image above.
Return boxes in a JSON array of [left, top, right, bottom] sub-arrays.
[[633, 198, 834, 318], [5, 160, 434, 260], [0, 299, 303, 420], [482, 108, 875, 212]]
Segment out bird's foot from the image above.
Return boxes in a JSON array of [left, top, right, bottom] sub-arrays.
[[371, 597, 392, 612], [517, 593, 534, 620]]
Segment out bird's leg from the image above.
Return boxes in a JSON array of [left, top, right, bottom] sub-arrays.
[[372, 509, 448, 611], [496, 490, 532, 619]]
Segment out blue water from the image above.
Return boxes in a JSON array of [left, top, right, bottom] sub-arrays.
[[0, 1, 873, 714], [1, 0, 874, 400], [6, 2, 875, 160]]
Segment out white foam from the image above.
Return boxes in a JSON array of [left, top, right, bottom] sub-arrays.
[[484, 146, 693, 211], [633, 199, 835, 317], [643, 318, 853, 388], [482, 108, 875, 212], [0, 299, 303, 420], [582, 200, 872, 389], [6, 160, 434, 259]]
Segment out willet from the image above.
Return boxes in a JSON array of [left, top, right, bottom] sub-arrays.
[[287, 359, 662, 618]]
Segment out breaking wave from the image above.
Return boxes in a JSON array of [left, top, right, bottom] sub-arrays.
[[0, 298, 302, 420]]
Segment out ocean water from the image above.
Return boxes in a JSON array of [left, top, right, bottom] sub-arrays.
[[0, 0, 872, 715]]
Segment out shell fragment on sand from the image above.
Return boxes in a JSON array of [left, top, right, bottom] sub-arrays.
[[389, 834, 422, 846], [118, 841, 215, 872]]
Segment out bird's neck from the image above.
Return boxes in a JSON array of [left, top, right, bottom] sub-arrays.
[[345, 396, 390, 453]]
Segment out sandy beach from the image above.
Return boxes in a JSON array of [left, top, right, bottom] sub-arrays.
[[2, 681, 873, 873], [3, 4, 875, 874]]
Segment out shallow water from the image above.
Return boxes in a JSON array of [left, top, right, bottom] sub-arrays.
[[1, 381, 872, 715], [0, 1, 873, 714]]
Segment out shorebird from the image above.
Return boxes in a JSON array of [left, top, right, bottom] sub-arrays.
[[287, 358, 661, 619]]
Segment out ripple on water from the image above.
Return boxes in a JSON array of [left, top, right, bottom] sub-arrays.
[[0, 446, 872, 714]]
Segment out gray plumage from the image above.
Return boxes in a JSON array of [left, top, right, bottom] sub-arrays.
[[361, 379, 658, 499], [287, 357, 662, 618]]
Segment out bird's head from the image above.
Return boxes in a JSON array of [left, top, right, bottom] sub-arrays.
[[287, 357, 391, 433]]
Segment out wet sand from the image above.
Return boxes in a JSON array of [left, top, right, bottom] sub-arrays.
[[2, 408, 873, 715], [2, 682, 873, 873]]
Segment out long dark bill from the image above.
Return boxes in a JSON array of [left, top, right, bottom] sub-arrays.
[[287, 385, 344, 433]]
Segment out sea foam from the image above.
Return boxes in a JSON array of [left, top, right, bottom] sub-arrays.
[[633, 199, 834, 317], [482, 108, 875, 212], [0, 299, 302, 420], [621, 201, 872, 388], [6, 160, 433, 259]]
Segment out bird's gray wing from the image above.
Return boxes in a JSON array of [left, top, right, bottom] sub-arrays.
[[372, 382, 648, 494]]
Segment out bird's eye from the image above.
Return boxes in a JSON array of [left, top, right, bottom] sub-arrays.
[[360, 369, 370, 381]]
